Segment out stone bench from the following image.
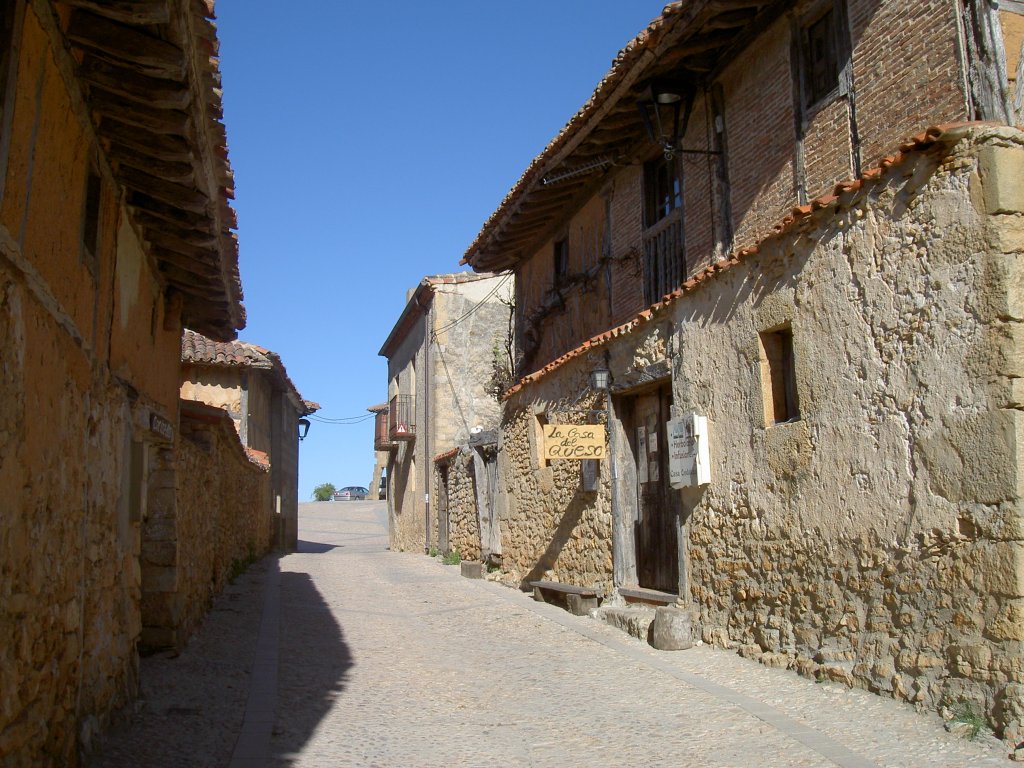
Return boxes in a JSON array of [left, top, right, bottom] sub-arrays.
[[529, 580, 603, 616]]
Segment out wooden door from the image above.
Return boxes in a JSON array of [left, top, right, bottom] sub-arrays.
[[437, 463, 450, 554], [632, 386, 678, 592]]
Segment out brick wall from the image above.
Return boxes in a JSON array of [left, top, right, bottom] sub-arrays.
[[848, 0, 968, 166]]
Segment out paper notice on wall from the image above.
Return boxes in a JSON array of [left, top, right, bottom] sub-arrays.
[[649, 460, 660, 482]]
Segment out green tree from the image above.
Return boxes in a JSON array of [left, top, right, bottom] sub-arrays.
[[312, 482, 336, 502]]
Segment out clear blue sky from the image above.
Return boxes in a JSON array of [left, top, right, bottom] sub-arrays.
[[215, 2, 665, 500]]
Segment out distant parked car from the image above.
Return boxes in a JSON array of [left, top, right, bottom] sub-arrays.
[[333, 486, 368, 501]]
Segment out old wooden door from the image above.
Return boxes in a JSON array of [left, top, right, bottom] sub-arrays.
[[437, 463, 450, 554], [632, 385, 678, 593]]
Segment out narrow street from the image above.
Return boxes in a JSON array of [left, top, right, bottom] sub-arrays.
[[88, 502, 1007, 768]]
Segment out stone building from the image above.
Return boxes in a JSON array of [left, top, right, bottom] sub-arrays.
[[463, 0, 1024, 743], [0, 0, 246, 762], [378, 272, 513, 555], [180, 329, 319, 551]]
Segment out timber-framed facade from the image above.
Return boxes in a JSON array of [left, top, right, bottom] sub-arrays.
[[464, 0, 1024, 744]]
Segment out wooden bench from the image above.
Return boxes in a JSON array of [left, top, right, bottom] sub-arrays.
[[529, 580, 603, 616]]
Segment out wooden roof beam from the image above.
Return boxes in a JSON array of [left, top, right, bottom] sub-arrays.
[[78, 56, 191, 110], [119, 167, 210, 214], [106, 144, 195, 185], [59, 0, 170, 25], [67, 10, 187, 80], [126, 192, 212, 231], [89, 89, 191, 136], [97, 116, 194, 162]]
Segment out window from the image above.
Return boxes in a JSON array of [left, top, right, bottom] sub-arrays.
[[644, 155, 682, 227], [0, 1, 21, 203], [759, 327, 799, 425], [553, 238, 568, 289], [642, 155, 685, 304], [801, 8, 840, 109], [82, 166, 102, 272]]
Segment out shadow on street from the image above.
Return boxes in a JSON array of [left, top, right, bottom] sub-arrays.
[[270, 571, 353, 765]]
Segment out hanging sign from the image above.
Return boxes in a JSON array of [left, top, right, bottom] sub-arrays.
[[543, 424, 606, 460]]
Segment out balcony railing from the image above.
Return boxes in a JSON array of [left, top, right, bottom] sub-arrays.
[[643, 214, 686, 305], [374, 409, 396, 451], [389, 394, 416, 441]]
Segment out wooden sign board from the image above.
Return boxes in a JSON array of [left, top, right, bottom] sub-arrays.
[[543, 424, 606, 460]]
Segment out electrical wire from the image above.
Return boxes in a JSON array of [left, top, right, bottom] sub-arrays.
[[430, 272, 513, 340], [308, 413, 376, 424]]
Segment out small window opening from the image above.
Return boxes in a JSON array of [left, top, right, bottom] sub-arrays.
[[553, 238, 569, 289], [82, 167, 102, 271], [644, 155, 682, 228], [760, 327, 799, 425], [802, 9, 839, 108]]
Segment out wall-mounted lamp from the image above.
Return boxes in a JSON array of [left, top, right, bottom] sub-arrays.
[[637, 79, 686, 160], [636, 78, 719, 161], [590, 368, 611, 391], [298, 418, 310, 441]]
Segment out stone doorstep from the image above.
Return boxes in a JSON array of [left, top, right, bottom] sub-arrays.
[[597, 604, 695, 651], [460, 560, 483, 579]]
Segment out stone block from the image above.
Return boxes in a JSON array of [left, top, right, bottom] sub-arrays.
[[650, 606, 693, 651], [979, 146, 1024, 215], [460, 560, 483, 579], [975, 542, 1024, 597], [600, 606, 656, 641], [141, 565, 177, 593], [986, 600, 1024, 641], [566, 593, 598, 616]]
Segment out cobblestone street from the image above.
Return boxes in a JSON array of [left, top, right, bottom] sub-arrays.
[[88, 502, 1009, 767]]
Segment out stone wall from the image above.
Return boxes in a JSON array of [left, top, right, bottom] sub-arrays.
[[665, 128, 1024, 739], [0, 6, 182, 763], [439, 451, 481, 562], [141, 403, 272, 652], [496, 358, 614, 590]]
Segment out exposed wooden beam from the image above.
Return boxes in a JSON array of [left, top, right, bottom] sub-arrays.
[[106, 143, 195, 185], [672, 29, 737, 57], [119, 167, 210, 214], [60, 0, 171, 25], [701, 8, 759, 30], [126, 191, 212, 231], [89, 89, 191, 136], [130, 211, 216, 247], [97, 116, 193, 163], [66, 10, 186, 80], [146, 228, 219, 262], [79, 55, 190, 110], [151, 250, 221, 285]]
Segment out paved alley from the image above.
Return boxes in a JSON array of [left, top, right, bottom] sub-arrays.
[[88, 502, 1009, 767]]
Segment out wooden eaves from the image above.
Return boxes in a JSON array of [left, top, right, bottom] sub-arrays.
[[461, 0, 790, 274], [51, 0, 244, 340]]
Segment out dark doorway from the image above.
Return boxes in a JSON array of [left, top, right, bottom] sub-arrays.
[[625, 384, 679, 593], [437, 462, 450, 554]]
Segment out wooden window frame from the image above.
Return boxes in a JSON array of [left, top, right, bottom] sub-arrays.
[[642, 154, 686, 305]]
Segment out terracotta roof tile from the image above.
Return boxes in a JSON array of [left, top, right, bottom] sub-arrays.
[[434, 447, 460, 464], [182, 329, 318, 415]]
